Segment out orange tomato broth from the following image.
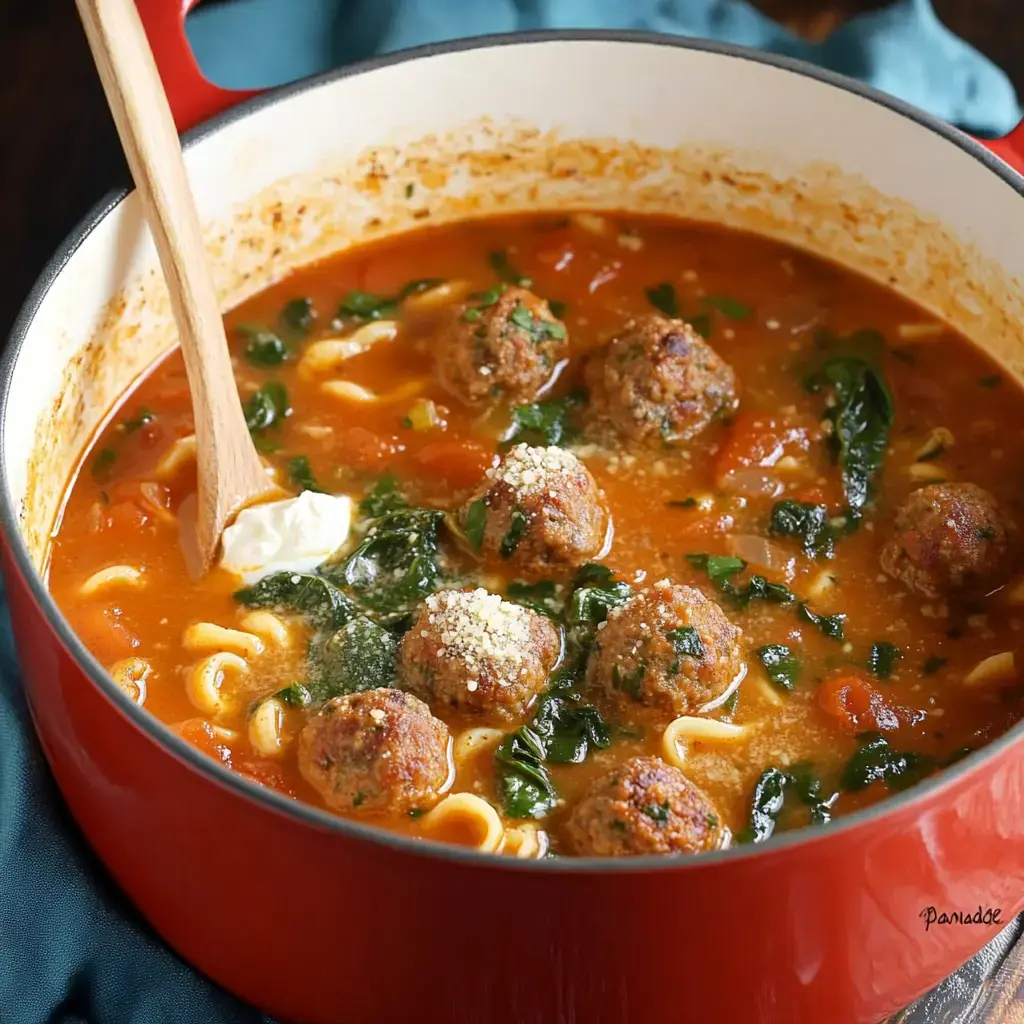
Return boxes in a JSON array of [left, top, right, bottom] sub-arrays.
[[48, 212, 1024, 854]]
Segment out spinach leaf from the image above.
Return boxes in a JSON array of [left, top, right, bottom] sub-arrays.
[[733, 575, 795, 607], [868, 642, 901, 680], [359, 473, 407, 518], [569, 576, 631, 628], [280, 297, 316, 334], [288, 455, 323, 493], [643, 801, 671, 825], [686, 313, 712, 340], [703, 295, 752, 319], [464, 499, 487, 551], [335, 508, 445, 616], [338, 290, 398, 322], [234, 572, 356, 631], [922, 655, 947, 676], [238, 325, 288, 367], [500, 509, 528, 558], [611, 659, 647, 699], [489, 250, 531, 287], [243, 381, 290, 433], [805, 355, 894, 511], [495, 727, 557, 818], [686, 553, 746, 589], [686, 553, 793, 607], [787, 762, 834, 825], [757, 644, 800, 691], [509, 303, 567, 344], [645, 282, 679, 317], [506, 388, 587, 447], [797, 603, 846, 640], [840, 732, 931, 792], [770, 499, 840, 559], [273, 682, 312, 708], [667, 497, 698, 509], [310, 617, 398, 700], [666, 626, 705, 659], [531, 693, 611, 764], [548, 299, 567, 319], [91, 447, 117, 481], [740, 764, 835, 842], [121, 407, 155, 433], [506, 580, 562, 619]]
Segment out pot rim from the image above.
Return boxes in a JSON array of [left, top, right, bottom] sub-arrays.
[[5, 29, 1024, 874]]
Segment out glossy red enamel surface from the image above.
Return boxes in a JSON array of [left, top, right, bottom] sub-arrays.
[[6, 522, 1024, 1022]]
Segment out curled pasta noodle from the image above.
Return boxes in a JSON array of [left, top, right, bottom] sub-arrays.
[[452, 727, 504, 764], [502, 824, 549, 860], [154, 434, 197, 480], [320, 378, 427, 406], [238, 610, 292, 649], [186, 652, 248, 716], [297, 321, 397, 380], [79, 564, 144, 597], [183, 622, 265, 660], [662, 716, 749, 770], [108, 656, 150, 705], [402, 280, 469, 311], [750, 675, 785, 708], [419, 793, 504, 853], [248, 696, 287, 758]]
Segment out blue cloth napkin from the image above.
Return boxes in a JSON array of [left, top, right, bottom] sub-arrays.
[[3, 3, 1021, 1023]]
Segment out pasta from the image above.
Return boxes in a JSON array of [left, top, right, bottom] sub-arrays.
[[321, 378, 427, 405], [297, 321, 397, 380], [153, 434, 197, 480], [108, 656, 151, 704], [248, 697, 287, 758], [186, 652, 248, 717], [452, 727, 504, 764], [401, 280, 468, 311], [237, 610, 293, 649], [662, 716, 749, 770], [183, 622, 265, 659], [419, 793, 504, 852], [79, 564, 144, 597], [501, 824, 549, 859]]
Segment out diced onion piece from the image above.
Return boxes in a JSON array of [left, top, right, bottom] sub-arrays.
[[420, 793, 504, 852], [805, 569, 838, 600], [154, 434, 197, 480], [727, 533, 793, 574], [79, 564, 144, 597], [964, 652, 1016, 686], [663, 715, 749, 769], [248, 697, 286, 758], [915, 427, 955, 462], [908, 462, 947, 482], [897, 322, 945, 341], [617, 232, 644, 251], [774, 455, 807, 475], [297, 321, 397, 380], [405, 398, 443, 431], [719, 467, 784, 498]]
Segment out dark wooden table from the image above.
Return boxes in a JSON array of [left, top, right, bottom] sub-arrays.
[[1, 2, 1022, 1021]]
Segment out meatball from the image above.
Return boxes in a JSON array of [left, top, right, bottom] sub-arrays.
[[565, 755, 725, 857], [461, 444, 608, 577], [297, 688, 451, 815], [435, 285, 568, 405], [881, 482, 1015, 598], [398, 588, 560, 720], [584, 315, 738, 446], [587, 580, 744, 716]]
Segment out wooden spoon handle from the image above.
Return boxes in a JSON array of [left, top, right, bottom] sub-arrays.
[[75, 0, 270, 570]]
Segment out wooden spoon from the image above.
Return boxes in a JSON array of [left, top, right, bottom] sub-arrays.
[[76, 0, 275, 574]]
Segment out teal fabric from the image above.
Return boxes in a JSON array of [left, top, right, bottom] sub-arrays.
[[3, 2, 1020, 1022]]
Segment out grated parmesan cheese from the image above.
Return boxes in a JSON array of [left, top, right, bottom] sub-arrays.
[[486, 444, 580, 499]]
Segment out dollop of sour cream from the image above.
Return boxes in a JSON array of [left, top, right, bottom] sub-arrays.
[[220, 491, 353, 584]]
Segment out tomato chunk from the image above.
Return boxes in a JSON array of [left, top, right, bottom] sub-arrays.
[[414, 439, 495, 490], [818, 668, 924, 732]]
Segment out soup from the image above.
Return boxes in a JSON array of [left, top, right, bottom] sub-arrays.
[[48, 213, 1024, 858]]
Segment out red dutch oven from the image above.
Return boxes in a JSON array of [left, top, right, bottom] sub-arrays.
[[4, 4, 1024, 1022]]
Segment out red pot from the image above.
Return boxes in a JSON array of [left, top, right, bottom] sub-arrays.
[[4, 9, 1024, 1022]]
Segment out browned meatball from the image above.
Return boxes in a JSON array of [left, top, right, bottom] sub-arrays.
[[585, 315, 738, 446], [587, 580, 744, 716], [565, 755, 725, 856], [881, 483, 1015, 599], [435, 285, 568, 405], [398, 588, 560, 720], [298, 688, 451, 815], [460, 444, 608, 578]]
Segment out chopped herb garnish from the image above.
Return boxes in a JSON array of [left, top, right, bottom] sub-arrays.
[[500, 509, 528, 558], [273, 682, 312, 708], [703, 295, 752, 319], [686, 553, 746, 588], [770, 499, 850, 559], [359, 473, 407, 518], [797, 603, 846, 640], [280, 298, 315, 334], [976, 526, 997, 541], [922, 655, 948, 675], [287, 455, 323, 493], [840, 732, 930, 792], [121, 408, 155, 433], [757, 644, 801, 691], [91, 448, 117, 481], [645, 282, 679, 317], [353, 792, 366, 807], [338, 290, 398, 322], [238, 325, 289, 367], [643, 801, 671, 825], [611, 658, 647, 699], [666, 626, 705, 659], [506, 388, 587, 447], [509, 302, 566, 344], [667, 497, 698, 508], [686, 312, 712, 339], [243, 381, 290, 433], [464, 499, 487, 552], [405, 183, 415, 198], [488, 249, 531, 287], [311, 616, 399, 699], [868, 642, 901, 680], [235, 572, 356, 631]]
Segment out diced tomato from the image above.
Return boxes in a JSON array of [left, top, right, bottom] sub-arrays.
[[173, 719, 233, 766], [236, 758, 298, 797], [76, 604, 141, 663], [532, 231, 576, 272], [337, 427, 395, 470], [714, 411, 818, 493], [818, 668, 923, 733], [414, 439, 495, 489]]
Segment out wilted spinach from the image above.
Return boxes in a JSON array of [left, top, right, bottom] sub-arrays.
[[288, 455, 323, 493], [238, 325, 289, 367], [495, 727, 558, 818], [280, 297, 316, 334], [506, 579, 563, 619], [234, 572, 356, 631], [243, 381, 290, 440], [505, 387, 587, 447], [868, 642, 902, 680], [358, 473, 408, 518], [739, 763, 835, 843], [840, 733, 930, 792], [756, 644, 801, 691], [686, 553, 794, 607], [309, 617, 399, 700], [770, 499, 851, 559], [797, 603, 846, 641]]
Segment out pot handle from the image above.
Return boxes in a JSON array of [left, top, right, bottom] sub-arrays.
[[979, 120, 1024, 176], [134, 0, 259, 133]]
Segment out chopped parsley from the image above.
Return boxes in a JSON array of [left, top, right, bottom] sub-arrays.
[[643, 801, 671, 825], [280, 297, 316, 334], [464, 499, 487, 551], [505, 388, 586, 447], [509, 303, 567, 344], [397, 278, 445, 300], [338, 290, 398, 322], [500, 509, 528, 558]]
